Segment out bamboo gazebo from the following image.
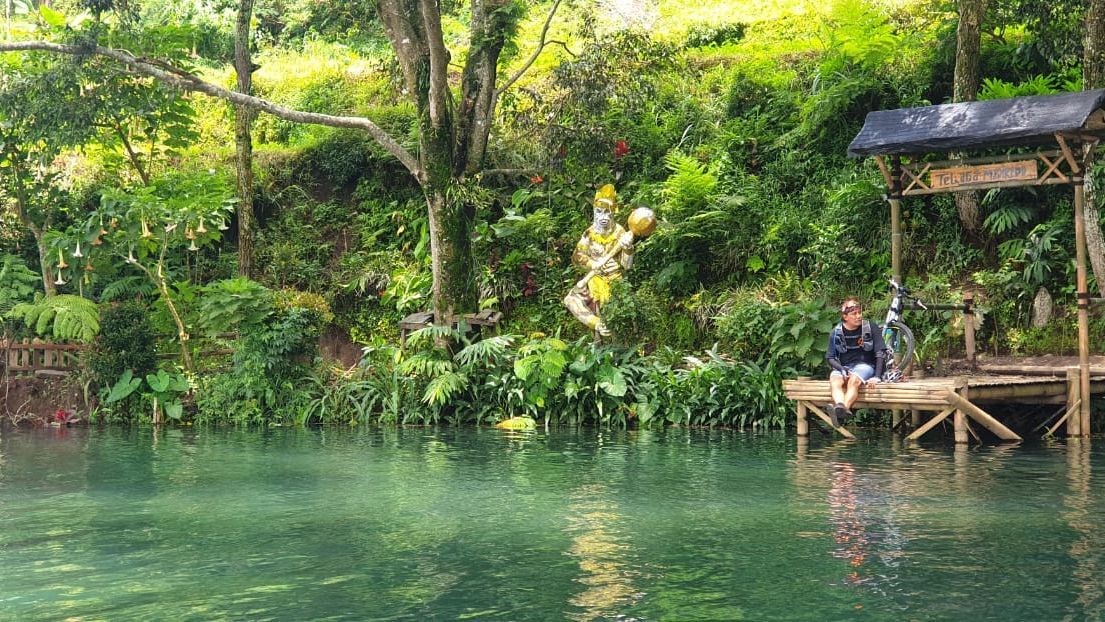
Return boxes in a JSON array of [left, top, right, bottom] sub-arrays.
[[785, 90, 1105, 442]]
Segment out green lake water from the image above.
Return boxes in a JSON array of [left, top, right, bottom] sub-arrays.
[[2, 426, 1104, 621]]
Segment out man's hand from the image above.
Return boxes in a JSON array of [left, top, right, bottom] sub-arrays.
[[866, 376, 881, 385], [618, 231, 635, 248]]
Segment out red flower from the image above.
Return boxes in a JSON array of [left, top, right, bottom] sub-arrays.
[[614, 140, 629, 159], [530, 174, 544, 184]]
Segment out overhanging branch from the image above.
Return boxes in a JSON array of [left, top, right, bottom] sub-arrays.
[[496, 0, 564, 98], [0, 41, 423, 178]]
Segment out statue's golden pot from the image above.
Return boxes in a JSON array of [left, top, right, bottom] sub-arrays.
[[627, 207, 657, 237]]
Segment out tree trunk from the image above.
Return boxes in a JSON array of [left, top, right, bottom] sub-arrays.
[[952, 0, 986, 234], [234, 0, 256, 279], [11, 177, 56, 295], [32, 230, 56, 297], [1084, 0, 1105, 296], [377, 0, 510, 323], [424, 185, 476, 323]]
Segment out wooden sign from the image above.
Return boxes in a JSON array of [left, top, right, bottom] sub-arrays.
[[930, 160, 1038, 189]]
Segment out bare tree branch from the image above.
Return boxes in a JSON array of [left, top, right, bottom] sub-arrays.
[[419, 0, 450, 130], [496, 0, 563, 98], [0, 41, 423, 178]]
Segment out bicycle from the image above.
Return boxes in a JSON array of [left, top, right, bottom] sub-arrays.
[[881, 279, 925, 381]]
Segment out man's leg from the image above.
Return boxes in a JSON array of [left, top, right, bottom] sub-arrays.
[[843, 373, 863, 410], [827, 374, 847, 426], [830, 374, 847, 405]]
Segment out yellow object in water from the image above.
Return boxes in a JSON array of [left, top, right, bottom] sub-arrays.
[[495, 416, 536, 430]]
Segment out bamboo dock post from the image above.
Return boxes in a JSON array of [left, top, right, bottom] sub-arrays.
[[954, 410, 969, 444], [1066, 367, 1081, 438], [906, 406, 955, 441], [797, 401, 808, 437], [911, 409, 921, 428], [963, 293, 975, 366], [944, 390, 1023, 441], [1074, 183, 1092, 436], [888, 195, 902, 284], [954, 386, 970, 444], [892, 409, 902, 431]]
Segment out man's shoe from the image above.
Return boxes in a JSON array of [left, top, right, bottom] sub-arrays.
[[826, 403, 840, 427], [840, 405, 854, 421]]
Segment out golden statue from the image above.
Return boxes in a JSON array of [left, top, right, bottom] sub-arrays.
[[563, 184, 656, 336]]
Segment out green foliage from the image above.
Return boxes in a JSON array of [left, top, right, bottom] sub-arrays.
[[105, 369, 143, 404], [194, 306, 325, 424], [983, 203, 1034, 235], [10, 294, 100, 342], [636, 349, 793, 428], [87, 301, 158, 394], [103, 367, 191, 422], [145, 369, 191, 421], [198, 278, 275, 336], [684, 22, 746, 48], [0, 254, 41, 314], [662, 150, 719, 214], [512, 335, 569, 412], [99, 275, 158, 302], [766, 300, 838, 373]]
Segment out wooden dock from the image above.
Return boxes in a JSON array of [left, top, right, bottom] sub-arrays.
[[784, 363, 1105, 443]]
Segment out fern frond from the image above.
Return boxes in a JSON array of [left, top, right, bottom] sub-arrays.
[[455, 335, 516, 366], [100, 276, 158, 302], [405, 325, 461, 349], [398, 354, 454, 377], [422, 371, 467, 406], [0, 254, 41, 313], [10, 294, 100, 342]]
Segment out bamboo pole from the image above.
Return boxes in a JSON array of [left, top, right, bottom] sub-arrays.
[[964, 417, 982, 444], [964, 293, 975, 365], [944, 390, 1023, 441], [1066, 367, 1081, 438], [906, 406, 955, 440], [954, 409, 969, 445], [889, 197, 902, 285], [1074, 183, 1092, 436], [1050, 399, 1080, 438], [805, 402, 856, 439], [797, 401, 808, 437]]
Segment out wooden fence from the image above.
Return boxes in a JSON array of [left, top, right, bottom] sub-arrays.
[[1, 339, 86, 376]]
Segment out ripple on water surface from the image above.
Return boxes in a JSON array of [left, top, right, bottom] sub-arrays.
[[2, 427, 1105, 621]]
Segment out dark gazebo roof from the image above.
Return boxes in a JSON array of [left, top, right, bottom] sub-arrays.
[[848, 90, 1105, 157]]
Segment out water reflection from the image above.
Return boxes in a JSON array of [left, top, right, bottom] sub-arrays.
[[563, 483, 641, 621], [1062, 439, 1105, 621], [828, 461, 869, 585]]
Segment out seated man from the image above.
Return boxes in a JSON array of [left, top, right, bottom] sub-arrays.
[[825, 297, 885, 425]]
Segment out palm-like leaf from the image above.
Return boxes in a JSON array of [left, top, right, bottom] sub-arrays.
[[422, 370, 467, 406], [455, 335, 516, 366], [10, 294, 100, 342]]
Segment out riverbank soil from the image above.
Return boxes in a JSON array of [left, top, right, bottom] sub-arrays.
[[0, 375, 90, 426]]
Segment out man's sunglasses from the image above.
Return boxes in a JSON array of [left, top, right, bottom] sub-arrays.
[[842, 305, 862, 315]]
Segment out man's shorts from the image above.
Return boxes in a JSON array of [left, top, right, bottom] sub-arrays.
[[830, 363, 875, 381]]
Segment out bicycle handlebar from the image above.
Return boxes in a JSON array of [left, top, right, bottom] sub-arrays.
[[887, 277, 926, 309]]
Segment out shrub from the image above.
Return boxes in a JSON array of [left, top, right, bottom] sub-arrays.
[[87, 301, 158, 394]]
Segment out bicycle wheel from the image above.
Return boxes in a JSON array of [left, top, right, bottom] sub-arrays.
[[883, 320, 915, 373]]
